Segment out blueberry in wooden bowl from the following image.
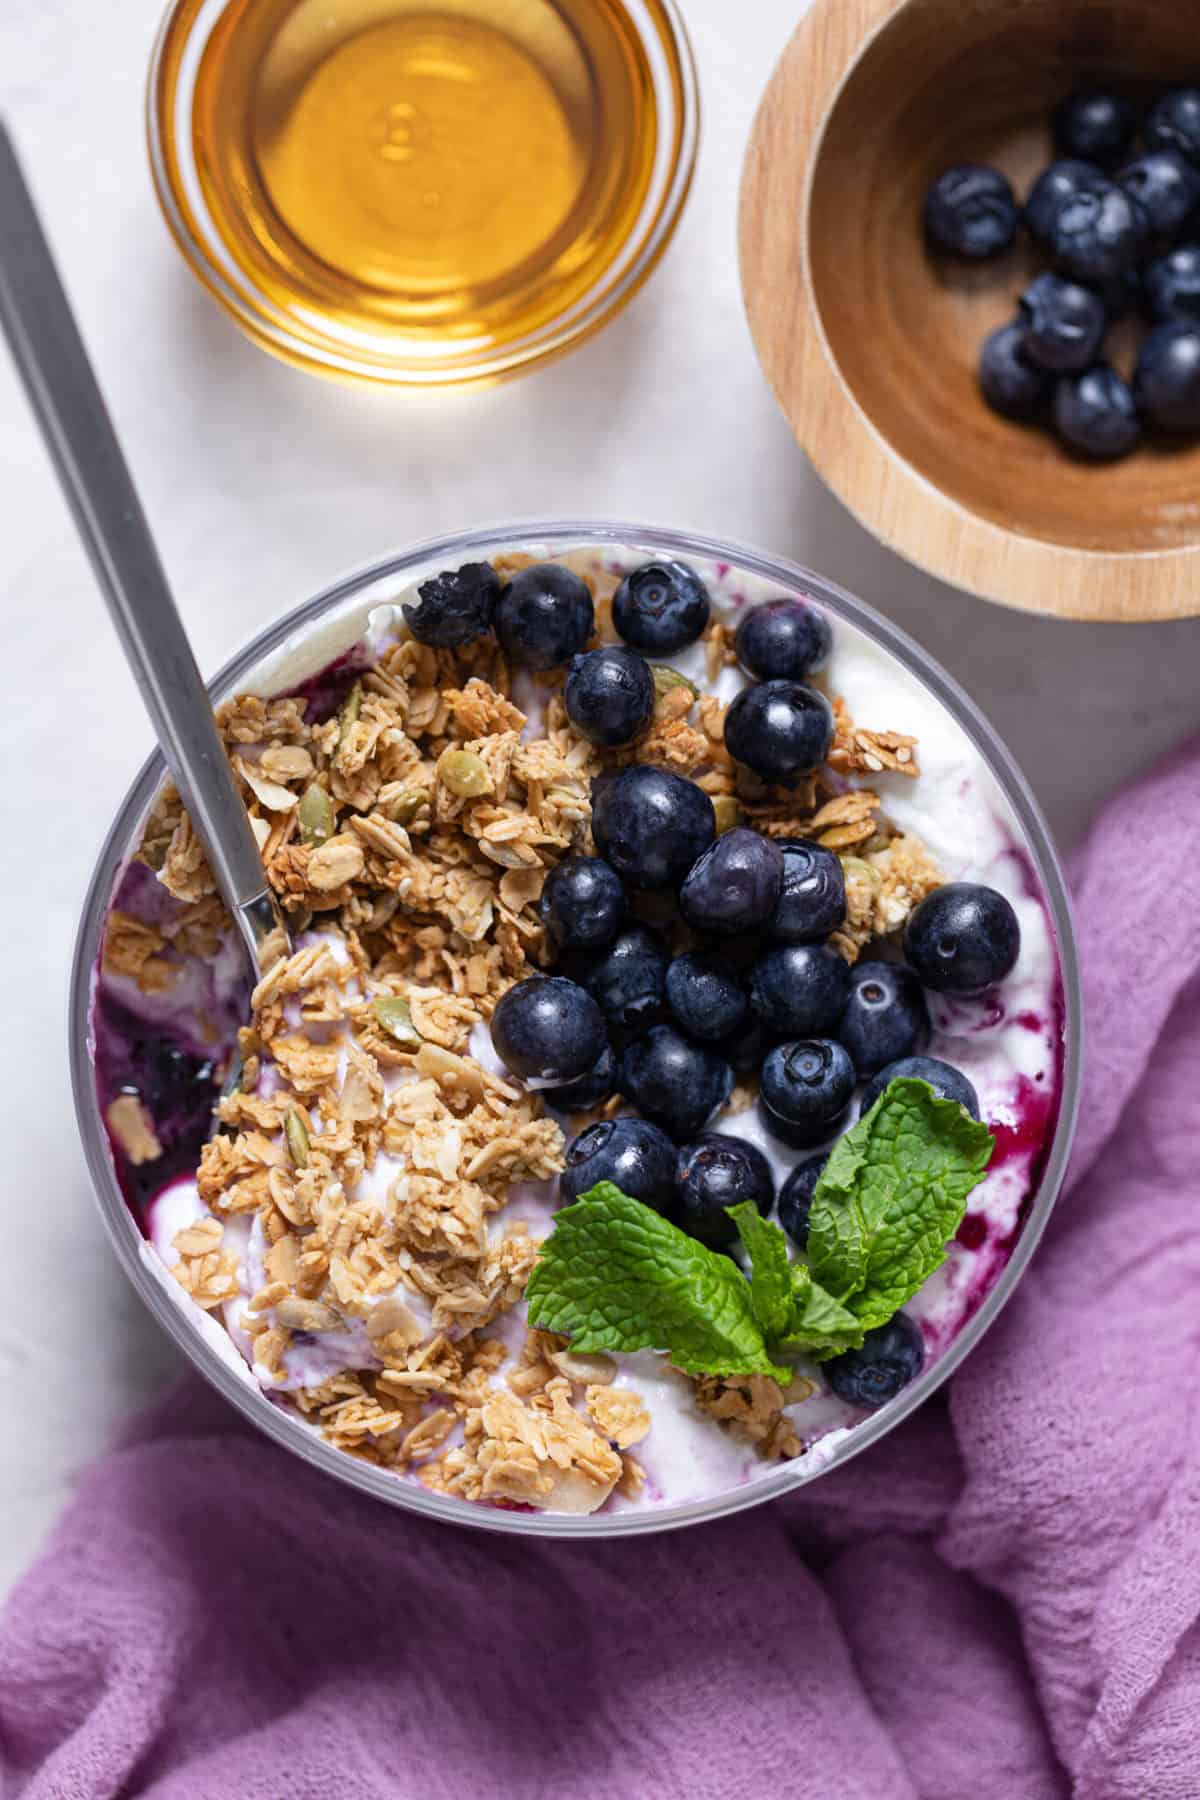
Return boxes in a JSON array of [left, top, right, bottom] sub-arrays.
[[740, 0, 1200, 621]]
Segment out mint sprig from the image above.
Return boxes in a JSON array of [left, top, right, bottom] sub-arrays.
[[807, 1077, 994, 1331], [527, 1079, 994, 1381]]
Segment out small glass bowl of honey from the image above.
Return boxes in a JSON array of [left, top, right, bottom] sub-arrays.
[[148, 0, 697, 388]]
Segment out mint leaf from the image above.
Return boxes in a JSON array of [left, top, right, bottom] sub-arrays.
[[526, 1183, 791, 1382], [729, 1203, 793, 1341], [805, 1113, 873, 1299], [807, 1077, 994, 1330], [525, 1088, 994, 1388], [729, 1205, 863, 1357], [779, 1264, 865, 1358]]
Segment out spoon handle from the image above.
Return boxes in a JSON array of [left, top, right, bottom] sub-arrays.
[[0, 121, 282, 968]]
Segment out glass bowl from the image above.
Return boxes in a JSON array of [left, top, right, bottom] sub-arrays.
[[71, 520, 1082, 1537], [146, 0, 698, 388]]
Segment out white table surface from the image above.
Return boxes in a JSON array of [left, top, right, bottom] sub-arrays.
[[2, 0, 1199, 1602]]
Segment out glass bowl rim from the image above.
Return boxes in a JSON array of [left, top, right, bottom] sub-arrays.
[[70, 516, 1084, 1538], [144, 0, 700, 388]]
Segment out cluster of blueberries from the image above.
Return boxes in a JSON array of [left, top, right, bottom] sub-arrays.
[[496, 864, 1014, 1239], [402, 555, 1020, 1407], [924, 87, 1200, 459], [403, 551, 839, 780]]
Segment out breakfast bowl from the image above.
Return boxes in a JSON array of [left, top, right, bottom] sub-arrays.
[[739, 0, 1200, 621], [71, 520, 1081, 1537]]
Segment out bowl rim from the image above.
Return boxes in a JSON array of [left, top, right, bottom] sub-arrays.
[[145, 0, 700, 389], [70, 516, 1083, 1538], [737, 0, 1200, 623]]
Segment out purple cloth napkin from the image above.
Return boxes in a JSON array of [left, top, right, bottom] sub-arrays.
[[4, 740, 1199, 1800]]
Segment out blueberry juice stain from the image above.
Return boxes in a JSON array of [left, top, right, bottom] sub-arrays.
[[955, 1213, 988, 1251], [288, 646, 371, 724], [94, 998, 224, 1219]]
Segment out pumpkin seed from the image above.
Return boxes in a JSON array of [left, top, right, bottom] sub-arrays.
[[438, 747, 492, 799], [284, 1108, 310, 1169], [297, 784, 335, 847], [651, 664, 699, 701], [712, 795, 742, 835], [373, 995, 422, 1049], [385, 786, 430, 826]]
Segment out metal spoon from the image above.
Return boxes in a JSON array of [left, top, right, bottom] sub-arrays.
[[0, 121, 289, 983]]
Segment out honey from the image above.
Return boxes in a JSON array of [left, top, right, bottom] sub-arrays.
[[180, 0, 665, 375]]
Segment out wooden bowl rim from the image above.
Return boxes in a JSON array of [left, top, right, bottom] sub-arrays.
[[737, 0, 1200, 623]]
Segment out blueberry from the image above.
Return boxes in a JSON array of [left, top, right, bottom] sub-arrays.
[[904, 882, 1020, 995], [724, 681, 835, 786], [1134, 320, 1200, 431], [859, 1055, 980, 1121], [665, 952, 749, 1043], [1025, 159, 1104, 245], [1144, 244, 1200, 321], [674, 1134, 775, 1249], [750, 943, 851, 1038], [767, 839, 847, 944], [826, 1313, 925, 1410], [1049, 177, 1144, 283], [1145, 89, 1200, 167], [580, 922, 669, 1033], [612, 561, 711, 654], [564, 646, 654, 748], [680, 828, 783, 936], [619, 1025, 733, 1142], [777, 1154, 827, 1250], [1117, 150, 1200, 249], [1053, 91, 1137, 166], [923, 164, 1019, 259], [542, 1043, 619, 1113], [836, 959, 929, 1079], [540, 856, 626, 953], [978, 322, 1051, 421], [494, 563, 594, 670], [1053, 363, 1140, 459], [560, 1116, 678, 1211], [716, 1013, 778, 1078], [402, 561, 500, 648], [760, 1038, 855, 1148], [1018, 272, 1106, 374], [591, 766, 715, 891], [734, 599, 832, 681], [491, 976, 607, 1084], [1094, 267, 1142, 318]]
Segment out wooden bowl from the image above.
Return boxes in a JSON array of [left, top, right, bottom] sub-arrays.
[[739, 0, 1200, 622]]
